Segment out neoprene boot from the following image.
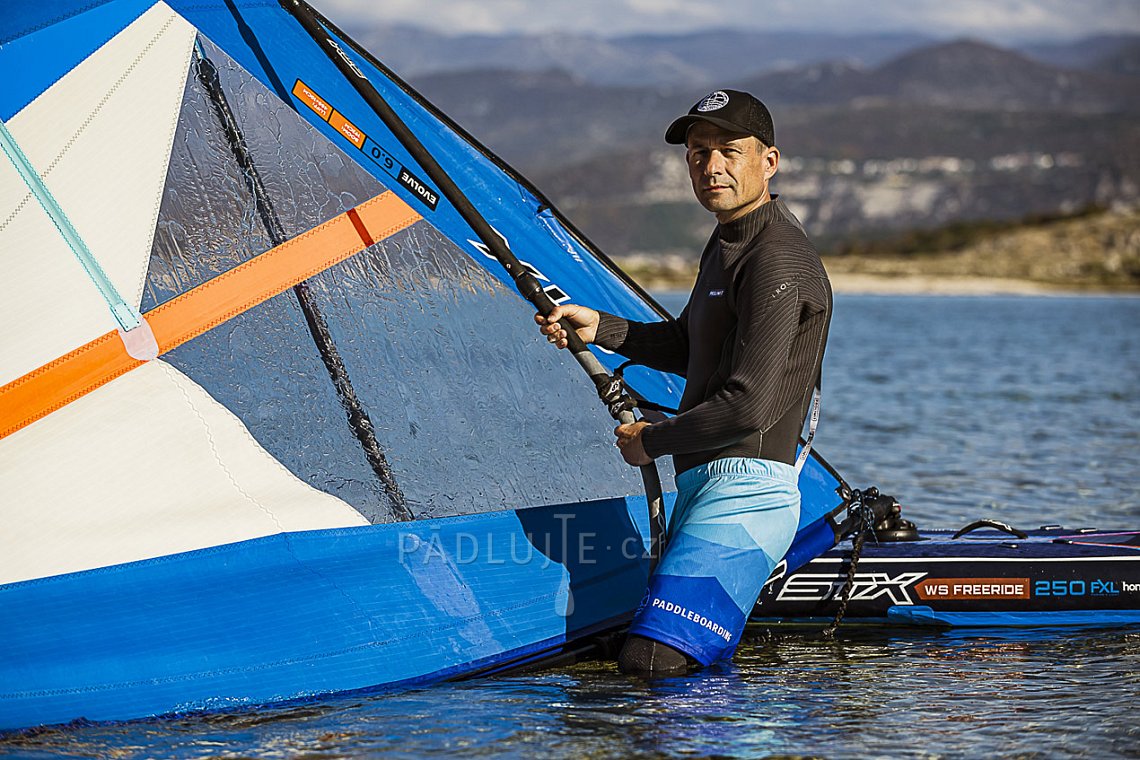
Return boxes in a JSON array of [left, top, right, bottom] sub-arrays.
[[617, 634, 697, 676]]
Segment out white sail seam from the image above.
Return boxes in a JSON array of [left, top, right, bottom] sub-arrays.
[[1, 14, 178, 236], [158, 361, 286, 534], [133, 14, 196, 309], [0, 13, 178, 339]]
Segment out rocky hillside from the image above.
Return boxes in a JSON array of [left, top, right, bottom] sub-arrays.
[[349, 23, 1140, 88], [348, 25, 936, 87], [737, 39, 1140, 111], [824, 206, 1140, 290], [617, 207, 1140, 292]]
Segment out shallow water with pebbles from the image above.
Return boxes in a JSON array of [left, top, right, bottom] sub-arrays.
[[3, 294, 1138, 759]]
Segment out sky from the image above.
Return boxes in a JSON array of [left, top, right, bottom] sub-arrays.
[[315, 0, 1140, 43]]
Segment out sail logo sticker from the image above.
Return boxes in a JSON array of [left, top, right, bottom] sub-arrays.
[[329, 111, 365, 149], [398, 169, 439, 209], [469, 228, 571, 304], [777, 571, 927, 605], [327, 38, 366, 80], [292, 79, 439, 211], [697, 91, 730, 112], [293, 81, 332, 120]]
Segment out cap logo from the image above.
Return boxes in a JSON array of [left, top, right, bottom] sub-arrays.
[[696, 91, 730, 112]]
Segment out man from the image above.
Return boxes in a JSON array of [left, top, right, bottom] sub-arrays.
[[538, 90, 832, 674]]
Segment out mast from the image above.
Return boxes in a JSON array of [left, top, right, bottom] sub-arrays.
[[278, 0, 666, 568]]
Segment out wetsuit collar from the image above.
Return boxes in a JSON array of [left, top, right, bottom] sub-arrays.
[[717, 195, 788, 270]]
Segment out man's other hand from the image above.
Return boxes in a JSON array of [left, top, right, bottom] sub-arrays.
[[615, 421, 653, 466]]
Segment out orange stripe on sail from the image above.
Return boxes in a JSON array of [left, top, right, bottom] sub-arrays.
[[0, 191, 421, 439]]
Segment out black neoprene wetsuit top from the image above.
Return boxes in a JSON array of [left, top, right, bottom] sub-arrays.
[[595, 197, 832, 476]]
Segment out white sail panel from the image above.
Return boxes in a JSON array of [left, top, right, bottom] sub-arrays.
[[0, 3, 194, 386], [0, 159, 112, 386], [0, 360, 369, 586]]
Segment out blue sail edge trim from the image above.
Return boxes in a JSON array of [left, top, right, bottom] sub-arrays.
[[0, 494, 673, 731], [0, 0, 160, 120]]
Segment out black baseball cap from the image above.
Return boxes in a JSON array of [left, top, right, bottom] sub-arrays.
[[665, 89, 775, 147]]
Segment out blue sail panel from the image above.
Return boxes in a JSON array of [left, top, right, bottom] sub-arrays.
[[0, 495, 672, 731]]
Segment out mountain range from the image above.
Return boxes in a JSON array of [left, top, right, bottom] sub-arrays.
[[345, 24, 1140, 256], [348, 24, 1140, 88]]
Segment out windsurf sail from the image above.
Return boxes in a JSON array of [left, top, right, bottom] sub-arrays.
[[0, 0, 846, 580], [0, 0, 849, 728], [0, 1, 670, 578]]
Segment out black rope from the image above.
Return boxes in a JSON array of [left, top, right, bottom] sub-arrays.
[[194, 43, 412, 521], [821, 489, 876, 638], [614, 361, 679, 416]]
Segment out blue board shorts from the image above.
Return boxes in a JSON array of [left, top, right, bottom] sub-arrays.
[[628, 457, 800, 665]]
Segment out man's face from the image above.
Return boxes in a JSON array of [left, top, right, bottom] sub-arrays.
[[685, 121, 779, 223]]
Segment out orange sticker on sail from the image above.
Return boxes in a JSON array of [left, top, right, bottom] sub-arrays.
[[293, 79, 332, 121], [329, 110, 366, 149]]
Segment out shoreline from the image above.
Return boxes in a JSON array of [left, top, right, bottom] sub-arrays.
[[616, 206, 1140, 297], [825, 273, 1138, 296], [627, 270, 1140, 297]]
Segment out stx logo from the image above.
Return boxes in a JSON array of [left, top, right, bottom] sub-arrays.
[[776, 571, 928, 605]]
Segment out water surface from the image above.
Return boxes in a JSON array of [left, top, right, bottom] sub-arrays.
[[4, 295, 1138, 758]]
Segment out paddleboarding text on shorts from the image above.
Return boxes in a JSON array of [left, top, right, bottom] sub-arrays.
[[649, 596, 733, 643]]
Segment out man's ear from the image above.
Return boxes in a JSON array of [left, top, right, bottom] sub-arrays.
[[765, 146, 780, 180]]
